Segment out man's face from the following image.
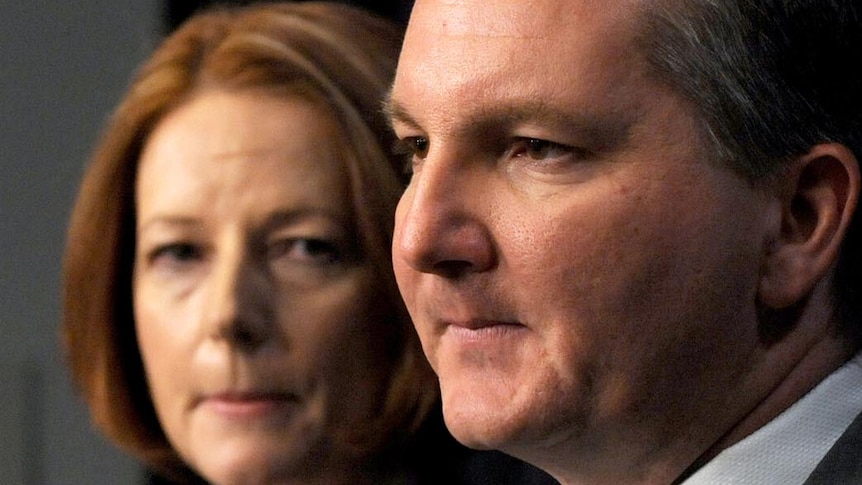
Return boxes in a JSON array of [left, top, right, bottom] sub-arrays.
[[389, 0, 775, 477]]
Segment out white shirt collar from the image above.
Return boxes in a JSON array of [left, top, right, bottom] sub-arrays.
[[682, 352, 862, 485]]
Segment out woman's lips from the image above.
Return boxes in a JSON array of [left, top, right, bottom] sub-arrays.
[[200, 391, 299, 418]]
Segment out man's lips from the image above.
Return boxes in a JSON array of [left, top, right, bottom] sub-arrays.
[[447, 319, 524, 330], [443, 319, 528, 341]]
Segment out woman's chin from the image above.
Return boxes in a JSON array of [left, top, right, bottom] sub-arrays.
[[186, 439, 315, 485]]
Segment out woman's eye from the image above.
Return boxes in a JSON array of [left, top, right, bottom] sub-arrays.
[[267, 238, 343, 265], [149, 243, 202, 265]]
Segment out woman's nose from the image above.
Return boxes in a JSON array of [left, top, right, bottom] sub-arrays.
[[204, 246, 273, 351]]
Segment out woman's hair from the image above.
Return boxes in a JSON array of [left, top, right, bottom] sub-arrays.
[[62, 2, 436, 480]]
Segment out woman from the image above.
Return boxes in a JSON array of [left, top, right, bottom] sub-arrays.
[[63, 3, 440, 484]]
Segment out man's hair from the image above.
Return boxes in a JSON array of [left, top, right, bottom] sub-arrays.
[[638, 0, 862, 338]]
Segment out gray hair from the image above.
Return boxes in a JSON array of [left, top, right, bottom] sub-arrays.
[[638, 0, 862, 336]]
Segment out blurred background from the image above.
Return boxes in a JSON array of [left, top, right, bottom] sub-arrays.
[[0, 1, 411, 483]]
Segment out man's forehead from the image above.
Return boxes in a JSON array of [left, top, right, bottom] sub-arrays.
[[405, 0, 645, 39], [407, 0, 557, 39], [394, 0, 651, 100], [398, 0, 649, 84]]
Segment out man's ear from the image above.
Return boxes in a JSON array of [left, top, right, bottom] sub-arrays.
[[758, 143, 860, 309]]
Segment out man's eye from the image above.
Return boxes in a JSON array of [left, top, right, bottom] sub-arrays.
[[267, 238, 343, 265], [511, 138, 572, 160], [409, 136, 430, 157], [393, 136, 429, 158], [393, 136, 430, 176]]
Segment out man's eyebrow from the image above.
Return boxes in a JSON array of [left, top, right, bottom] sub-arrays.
[[473, 101, 635, 149], [382, 90, 633, 149], [381, 90, 418, 129]]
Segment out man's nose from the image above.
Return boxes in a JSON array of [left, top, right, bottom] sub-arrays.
[[204, 247, 272, 351], [394, 152, 496, 279]]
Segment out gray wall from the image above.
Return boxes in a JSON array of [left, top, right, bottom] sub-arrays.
[[1, 2, 160, 483]]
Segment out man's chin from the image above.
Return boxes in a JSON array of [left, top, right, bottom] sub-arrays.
[[441, 392, 530, 451]]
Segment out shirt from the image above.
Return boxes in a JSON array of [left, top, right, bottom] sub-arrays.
[[682, 352, 862, 485]]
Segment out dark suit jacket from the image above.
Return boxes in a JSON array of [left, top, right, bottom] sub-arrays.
[[803, 410, 862, 484]]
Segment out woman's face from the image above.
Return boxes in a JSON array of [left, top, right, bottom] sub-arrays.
[[134, 90, 392, 485]]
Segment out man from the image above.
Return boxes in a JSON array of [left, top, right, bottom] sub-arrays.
[[386, 0, 862, 483]]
